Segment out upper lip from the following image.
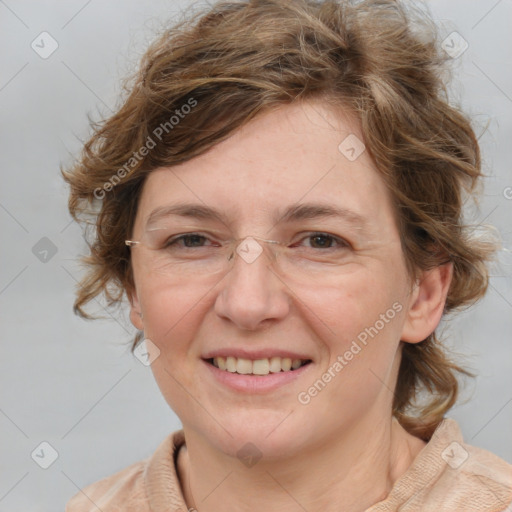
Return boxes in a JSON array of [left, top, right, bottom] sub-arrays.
[[202, 348, 313, 361]]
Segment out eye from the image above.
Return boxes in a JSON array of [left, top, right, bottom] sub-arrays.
[[165, 233, 216, 248], [296, 232, 350, 250]]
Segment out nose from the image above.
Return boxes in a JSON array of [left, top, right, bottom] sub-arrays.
[[214, 239, 290, 331]]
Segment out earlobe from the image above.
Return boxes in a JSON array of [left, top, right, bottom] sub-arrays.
[[128, 289, 144, 331], [400, 263, 453, 344]]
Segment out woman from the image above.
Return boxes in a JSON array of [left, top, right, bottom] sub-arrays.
[[63, 0, 512, 510]]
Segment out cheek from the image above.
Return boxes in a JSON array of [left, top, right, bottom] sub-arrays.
[[135, 268, 219, 367], [315, 269, 404, 337], [303, 277, 406, 420], [138, 281, 214, 414], [312, 267, 408, 391]]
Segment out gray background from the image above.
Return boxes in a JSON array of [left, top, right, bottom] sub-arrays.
[[0, 1, 511, 510]]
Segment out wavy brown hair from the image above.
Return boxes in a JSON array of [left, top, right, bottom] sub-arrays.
[[62, 0, 497, 440]]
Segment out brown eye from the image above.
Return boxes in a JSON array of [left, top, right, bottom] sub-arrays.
[[165, 234, 210, 248], [309, 234, 335, 248], [181, 234, 208, 247], [300, 233, 348, 249]]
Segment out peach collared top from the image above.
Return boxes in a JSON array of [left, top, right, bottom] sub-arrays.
[[66, 418, 512, 512]]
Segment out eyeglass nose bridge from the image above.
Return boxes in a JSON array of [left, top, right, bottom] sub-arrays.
[[227, 236, 282, 265]]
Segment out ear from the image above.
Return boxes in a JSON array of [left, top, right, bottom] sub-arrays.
[[400, 262, 453, 344], [128, 287, 144, 331]]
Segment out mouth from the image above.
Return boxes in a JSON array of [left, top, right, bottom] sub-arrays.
[[205, 356, 312, 376]]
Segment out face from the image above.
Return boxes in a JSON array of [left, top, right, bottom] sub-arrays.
[[128, 100, 423, 459]]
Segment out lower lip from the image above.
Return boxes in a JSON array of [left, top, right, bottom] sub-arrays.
[[202, 359, 312, 393]]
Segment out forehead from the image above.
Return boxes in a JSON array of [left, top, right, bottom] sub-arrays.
[[136, 100, 397, 234]]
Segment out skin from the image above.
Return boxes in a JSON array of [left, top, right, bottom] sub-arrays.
[[128, 100, 452, 511]]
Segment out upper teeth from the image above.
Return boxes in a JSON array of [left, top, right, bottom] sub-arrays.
[[212, 356, 306, 375]]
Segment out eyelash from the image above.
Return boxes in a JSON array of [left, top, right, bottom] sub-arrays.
[[164, 232, 351, 250]]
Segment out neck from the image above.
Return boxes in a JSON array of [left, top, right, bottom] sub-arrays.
[[177, 413, 426, 512]]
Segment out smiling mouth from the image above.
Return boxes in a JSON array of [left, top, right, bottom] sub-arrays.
[[206, 356, 312, 376]]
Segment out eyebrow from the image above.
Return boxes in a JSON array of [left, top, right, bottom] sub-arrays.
[[146, 203, 229, 227], [274, 203, 367, 228], [145, 202, 368, 230]]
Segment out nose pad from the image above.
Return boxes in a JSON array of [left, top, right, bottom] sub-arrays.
[[229, 236, 279, 268]]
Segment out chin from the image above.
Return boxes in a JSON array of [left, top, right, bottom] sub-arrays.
[[192, 407, 315, 462]]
